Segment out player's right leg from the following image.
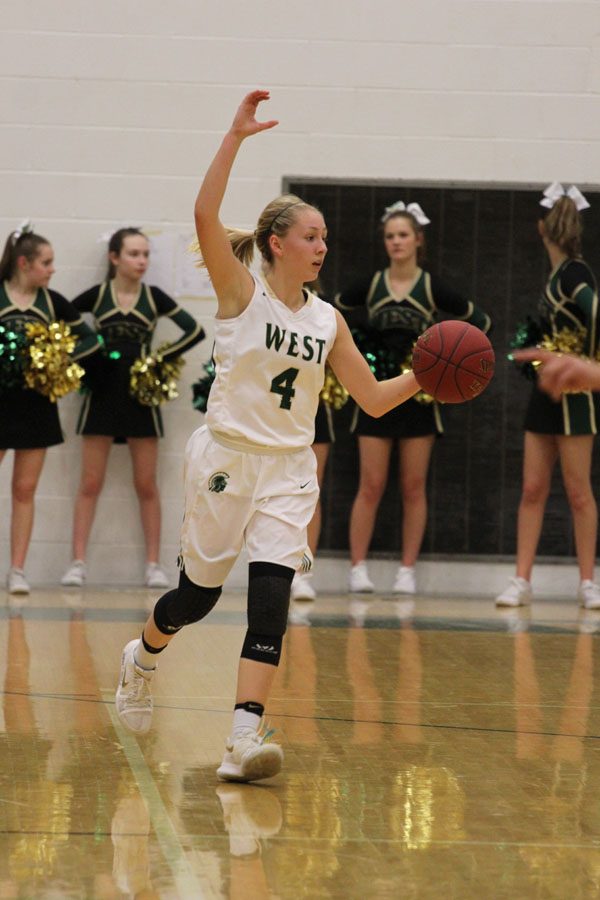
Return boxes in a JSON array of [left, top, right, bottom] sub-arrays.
[[116, 426, 252, 733]]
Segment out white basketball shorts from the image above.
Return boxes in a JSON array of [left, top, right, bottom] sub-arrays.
[[180, 426, 319, 587]]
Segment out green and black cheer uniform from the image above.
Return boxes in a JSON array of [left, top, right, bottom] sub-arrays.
[[74, 281, 204, 442], [336, 268, 492, 438], [0, 284, 100, 449], [525, 258, 600, 436]]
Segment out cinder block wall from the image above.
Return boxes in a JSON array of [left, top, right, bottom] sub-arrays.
[[2, 1, 599, 585]]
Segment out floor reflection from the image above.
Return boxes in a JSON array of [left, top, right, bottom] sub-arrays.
[[1, 588, 600, 898]]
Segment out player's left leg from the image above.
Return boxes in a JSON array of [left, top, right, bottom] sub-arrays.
[[217, 447, 318, 782]]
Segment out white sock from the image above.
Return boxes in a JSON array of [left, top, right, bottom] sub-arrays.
[[232, 707, 261, 739], [133, 638, 159, 671]]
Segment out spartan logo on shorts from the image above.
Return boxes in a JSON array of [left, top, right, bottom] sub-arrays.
[[208, 471, 230, 493]]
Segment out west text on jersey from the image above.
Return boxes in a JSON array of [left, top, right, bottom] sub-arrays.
[[265, 323, 326, 364]]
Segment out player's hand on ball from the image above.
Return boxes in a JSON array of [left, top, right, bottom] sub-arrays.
[[412, 320, 494, 403]]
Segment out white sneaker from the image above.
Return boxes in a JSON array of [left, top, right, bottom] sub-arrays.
[[495, 576, 532, 607], [578, 580, 600, 609], [393, 565, 416, 594], [290, 572, 316, 602], [348, 561, 374, 593], [61, 559, 87, 587], [217, 726, 283, 783], [145, 563, 169, 589], [7, 568, 30, 595], [115, 640, 155, 734]]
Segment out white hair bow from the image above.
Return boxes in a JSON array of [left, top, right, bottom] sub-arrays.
[[12, 219, 34, 241], [381, 201, 431, 226], [540, 182, 590, 212]]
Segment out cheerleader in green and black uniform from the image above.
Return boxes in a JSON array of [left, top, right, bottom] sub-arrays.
[[61, 228, 205, 590], [336, 202, 491, 596], [496, 185, 600, 609], [0, 226, 100, 595]]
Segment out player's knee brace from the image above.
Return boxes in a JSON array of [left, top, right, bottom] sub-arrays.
[[241, 561, 294, 666], [153, 569, 222, 634]]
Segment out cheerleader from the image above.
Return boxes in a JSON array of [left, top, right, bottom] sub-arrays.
[[336, 203, 491, 595], [496, 184, 600, 609], [61, 228, 204, 589], [0, 225, 100, 594]]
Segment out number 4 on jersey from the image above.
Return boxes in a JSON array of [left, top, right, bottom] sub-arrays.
[[270, 367, 299, 410]]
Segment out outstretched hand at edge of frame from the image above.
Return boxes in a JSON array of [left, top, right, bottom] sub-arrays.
[[512, 347, 600, 400], [230, 90, 279, 141]]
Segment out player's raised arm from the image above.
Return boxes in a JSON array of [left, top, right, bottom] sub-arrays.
[[327, 311, 420, 416], [194, 90, 278, 318]]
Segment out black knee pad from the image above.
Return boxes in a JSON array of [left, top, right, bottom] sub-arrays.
[[153, 569, 222, 634], [241, 561, 294, 666]]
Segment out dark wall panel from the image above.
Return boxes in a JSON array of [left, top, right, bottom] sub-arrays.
[[286, 179, 600, 558]]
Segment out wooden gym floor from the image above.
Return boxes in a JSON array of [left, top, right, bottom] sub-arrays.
[[1, 585, 599, 898]]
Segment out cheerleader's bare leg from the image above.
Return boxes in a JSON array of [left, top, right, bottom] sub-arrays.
[[10, 448, 46, 569], [397, 434, 435, 568], [128, 436, 161, 564], [557, 434, 597, 582], [515, 432, 558, 581], [349, 436, 393, 565], [70, 435, 112, 561]]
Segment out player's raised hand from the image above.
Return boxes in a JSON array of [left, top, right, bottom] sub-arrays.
[[230, 90, 279, 140]]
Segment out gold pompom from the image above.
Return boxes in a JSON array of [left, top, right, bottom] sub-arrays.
[[319, 367, 349, 410], [129, 344, 185, 407], [23, 321, 84, 402], [541, 326, 585, 356]]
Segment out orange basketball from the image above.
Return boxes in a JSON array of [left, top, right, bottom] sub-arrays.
[[412, 320, 494, 403]]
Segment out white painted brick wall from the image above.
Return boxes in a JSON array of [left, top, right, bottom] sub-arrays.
[[1, 1, 599, 585]]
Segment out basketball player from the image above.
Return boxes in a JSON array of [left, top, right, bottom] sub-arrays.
[[496, 185, 600, 609], [115, 89, 420, 783]]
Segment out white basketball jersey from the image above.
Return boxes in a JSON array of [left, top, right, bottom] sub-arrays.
[[206, 275, 338, 451]]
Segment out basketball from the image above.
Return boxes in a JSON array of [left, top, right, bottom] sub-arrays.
[[412, 320, 495, 403]]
